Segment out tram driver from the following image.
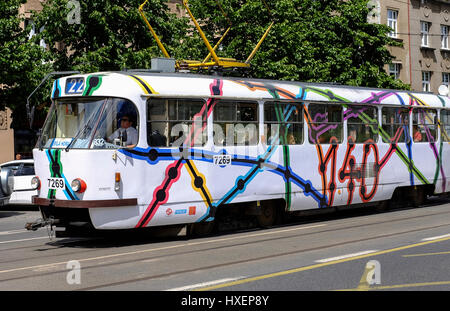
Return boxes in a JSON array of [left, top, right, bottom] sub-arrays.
[[108, 114, 138, 148]]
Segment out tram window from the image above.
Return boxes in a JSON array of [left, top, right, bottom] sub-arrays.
[[147, 98, 206, 147], [264, 102, 303, 145], [345, 105, 378, 144], [412, 108, 437, 143], [102, 98, 139, 148], [381, 107, 410, 143], [442, 110, 450, 142], [39, 97, 139, 149], [213, 100, 259, 146], [307, 104, 343, 144]]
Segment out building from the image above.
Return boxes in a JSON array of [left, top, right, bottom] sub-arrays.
[[377, 0, 450, 93], [0, 109, 14, 163], [0, 1, 44, 163]]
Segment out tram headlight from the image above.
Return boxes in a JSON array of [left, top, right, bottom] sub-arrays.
[[71, 178, 87, 193], [31, 177, 41, 190]]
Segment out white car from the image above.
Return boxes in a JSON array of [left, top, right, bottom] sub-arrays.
[[0, 159, 37, 205]]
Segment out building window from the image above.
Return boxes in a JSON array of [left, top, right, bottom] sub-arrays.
[[422, 71, 431, 92], [442, 25, 449, 49], [443, 73, 450, 87], [264, 102, 303, 145], [421, 21, 430, 47], [25, 19, 46, 49], [387, 10, 398, 38], [389, 63, 400, 80]]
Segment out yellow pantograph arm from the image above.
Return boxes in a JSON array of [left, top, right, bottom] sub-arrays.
[[139, 0, 171, 59], [183, 0, 221, 65], [202, 0, 232, 64]]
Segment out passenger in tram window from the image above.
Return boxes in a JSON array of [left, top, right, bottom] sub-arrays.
[[108, 114, 138, 148], [413, 125, 422, 142], [149, 129, 167, 147], [287, 133, 296, 145], [348, 127, 357, 143], [318, 132, 332, 144], [317, 135, 326, 144], [267, 124, 282, 145]]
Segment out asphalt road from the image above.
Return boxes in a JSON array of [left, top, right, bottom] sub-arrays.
[[1, 197, 450, 295]]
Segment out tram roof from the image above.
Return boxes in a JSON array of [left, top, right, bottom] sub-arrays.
[[54, 71, 450, 109]]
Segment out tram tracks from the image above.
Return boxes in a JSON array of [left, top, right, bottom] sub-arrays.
[[3, 220, 447, 290], [1, 204, 450, 289], [1, 204, 449, 264], [78, 222, 450, 291]]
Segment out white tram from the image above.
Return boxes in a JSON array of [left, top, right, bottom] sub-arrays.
[[28, 70, 450, 236]]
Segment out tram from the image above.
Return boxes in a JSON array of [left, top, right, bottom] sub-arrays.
[[26, 66, 450, 236], [25, 0, 450, 237]]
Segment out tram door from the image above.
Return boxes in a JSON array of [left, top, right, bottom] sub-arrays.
[[211, 100, 262, 202]]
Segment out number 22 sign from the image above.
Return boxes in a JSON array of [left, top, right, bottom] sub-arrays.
[[65, 77, 85, 94]]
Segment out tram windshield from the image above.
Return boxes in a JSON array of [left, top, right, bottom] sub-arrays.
[[38, 97, 138, 149]]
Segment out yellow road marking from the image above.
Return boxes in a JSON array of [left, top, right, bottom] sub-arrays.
[[196, 235, 450, 291], [354, 261, 377, 291], [403, 250, 450, 258], [338, 280, 450, 291]]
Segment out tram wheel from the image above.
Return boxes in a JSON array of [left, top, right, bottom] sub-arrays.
[[375, 200, 390, 212], [412, 187, 426, 207], [151, 225, 184, 238], [188, 221, 216, 237], [256, 203, 277, 228]]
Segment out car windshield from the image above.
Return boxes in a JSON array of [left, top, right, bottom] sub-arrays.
[[37, 97, 138, 149]]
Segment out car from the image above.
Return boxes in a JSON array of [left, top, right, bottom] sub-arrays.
[[0, 159, 37, 205]]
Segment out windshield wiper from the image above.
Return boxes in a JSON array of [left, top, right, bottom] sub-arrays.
[[64, 98, 109, 151]]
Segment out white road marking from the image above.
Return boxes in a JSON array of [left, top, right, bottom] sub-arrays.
[[315, 250, 378, 263], [0, 229, 28, 235], [421, 233, 450, 241], [166, 277, 244, 291], [0, 223, 326, 274], [0, 237, 49, 244]]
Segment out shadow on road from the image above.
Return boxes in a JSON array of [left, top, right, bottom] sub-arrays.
[[0, 211, 25, 219], [41, 195, 449, 249]]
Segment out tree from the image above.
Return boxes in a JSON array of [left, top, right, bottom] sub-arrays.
[[33, 0, 190, 73], [183, 0, 410, 90], [0, 0, 51, 128]]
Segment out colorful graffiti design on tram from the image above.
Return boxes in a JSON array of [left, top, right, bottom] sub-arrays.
[[34, 73, 450, 233]]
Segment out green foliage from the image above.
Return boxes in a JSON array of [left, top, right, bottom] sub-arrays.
[[2, 0, 410, 130], [33, 0, 189, 72], [184, 0, 410, 90], [0, 0, 51, 128]]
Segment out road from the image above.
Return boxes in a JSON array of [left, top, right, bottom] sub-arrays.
[[1, 197, 450, 294]]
